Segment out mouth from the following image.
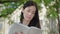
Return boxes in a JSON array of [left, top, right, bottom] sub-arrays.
[[27, 17, 31, 19]]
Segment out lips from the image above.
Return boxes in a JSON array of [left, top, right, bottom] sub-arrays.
[[27, 17, 31, 19], [26, 15, 31, 19]]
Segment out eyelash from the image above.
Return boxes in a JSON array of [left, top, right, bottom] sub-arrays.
[[32, 12, 35, 14], [27, 10, 35, 14]]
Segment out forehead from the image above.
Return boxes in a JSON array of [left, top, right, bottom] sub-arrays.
[[25, 6, 36, 11]]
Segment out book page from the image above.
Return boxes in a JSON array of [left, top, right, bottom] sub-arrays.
[[28, 27, 42, 34], [8, 23, 42, 34], [8, 23, 30, 34]]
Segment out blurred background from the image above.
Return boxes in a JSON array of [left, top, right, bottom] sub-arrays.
[[0, 0, 60, 34]]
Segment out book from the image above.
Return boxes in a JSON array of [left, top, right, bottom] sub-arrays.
[[8, 23, 42, 34]]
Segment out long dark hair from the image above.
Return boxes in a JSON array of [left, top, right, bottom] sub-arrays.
[[20, 1, 41, 29]]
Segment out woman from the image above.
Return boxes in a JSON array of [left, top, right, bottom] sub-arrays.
[[20, 0, 41, 29], [8, 1, 41, 34]]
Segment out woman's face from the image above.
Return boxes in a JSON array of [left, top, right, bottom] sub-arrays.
[[23, 6, 36, 21]]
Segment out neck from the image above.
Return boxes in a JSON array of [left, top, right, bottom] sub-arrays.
[[22, 19, 30, 26]]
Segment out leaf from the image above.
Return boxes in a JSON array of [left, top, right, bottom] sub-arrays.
[[33, 0, 42, 3], [47, 6, 58, 18], [44, 0, 54, 6], [0, 1, 24, 17]]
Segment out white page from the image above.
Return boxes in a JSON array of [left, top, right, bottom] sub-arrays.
[[8, 23, 42, 34], [8, 23, 30, 34], [28, 27, 42, 34]]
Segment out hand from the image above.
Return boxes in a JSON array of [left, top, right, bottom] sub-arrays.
[[14, 32, 18, 34], [20, 32, 23, 34], [14, 32, 23, 34]]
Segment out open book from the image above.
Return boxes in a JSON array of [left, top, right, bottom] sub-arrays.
[[8, 23, 42, 34]]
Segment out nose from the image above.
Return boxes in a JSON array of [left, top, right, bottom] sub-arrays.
[[28, 12, 32, 16]]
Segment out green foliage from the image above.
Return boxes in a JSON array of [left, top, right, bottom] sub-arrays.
[[33, 0, 42, 3], [0, 0, 59, 18], [47, 6, 58, 18], [0, 8, 15, 17], [32, 0, 42, 10], [44, 0, 54, 6], [0, 0, 19, 1], [0, 0, 29, 18], [45, 0, 59, 18], [0, 2, 22, 17]]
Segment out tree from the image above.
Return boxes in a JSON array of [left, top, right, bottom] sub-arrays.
[[0, 0, 60, 34], [55, 0, 60, 34]]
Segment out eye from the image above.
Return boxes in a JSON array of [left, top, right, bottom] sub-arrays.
[[27, 10, 30, 12], [32, 11, 35, 14]]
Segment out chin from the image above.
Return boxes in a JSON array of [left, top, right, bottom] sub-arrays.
[[26, 19, 31, 21]]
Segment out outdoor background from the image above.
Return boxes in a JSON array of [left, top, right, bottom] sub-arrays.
[[0, 0, 60, 34]]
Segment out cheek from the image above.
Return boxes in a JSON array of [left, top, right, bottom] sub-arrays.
[[31, 15, 35, 19], [23, 12, 28, 19], [23, 13, 34, 20]]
